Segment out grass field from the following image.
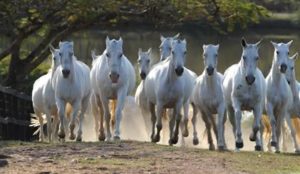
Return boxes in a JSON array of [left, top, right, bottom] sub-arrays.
[[0, 140, 299, 174]]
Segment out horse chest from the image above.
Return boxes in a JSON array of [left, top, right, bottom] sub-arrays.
[[235, 85, 258, 109]]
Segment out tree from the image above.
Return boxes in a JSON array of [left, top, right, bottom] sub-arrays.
[[0, 0, 268, 90]]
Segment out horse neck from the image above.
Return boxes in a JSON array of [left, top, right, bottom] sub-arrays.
[[270, 58, 284, 84], [203, 70, 218, 88], [167, 57, 177, 83]]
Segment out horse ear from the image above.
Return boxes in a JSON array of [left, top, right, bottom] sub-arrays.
[[106, 36, 110, 47], [173, 33, 180, 39], [241, 38, 247, 48], [182, 39, 186, 45], [202, 44, 207, 51], [287, 40, 293, 47], [49, 44, 55, 54], [119, 37, 123, 46], [215, 44, 220, 51], [91, 50, 97, 60], [271, 41, 277, 48], [138, 48, 142, 55], [147, 48, 152, 55], [291, 52, 298, 60], [59, 41, 63, 48], [255, 39, 262, 48], [160, 35, 165, 42]]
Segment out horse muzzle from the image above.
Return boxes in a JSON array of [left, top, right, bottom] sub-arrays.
[[206, 66, 214, 76], [109, 72, 120, 83], [280, 64, 287, 73], [62, 69, 70, 78], [140, 72, 146, 80], [245, 75, 255, 85], [175, 67, 184, 76]]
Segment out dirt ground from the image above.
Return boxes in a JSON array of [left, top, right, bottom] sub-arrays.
[[0, 140, 299, 174]]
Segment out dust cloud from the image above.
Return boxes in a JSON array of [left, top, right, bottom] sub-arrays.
[[80, 96, 296, 152]]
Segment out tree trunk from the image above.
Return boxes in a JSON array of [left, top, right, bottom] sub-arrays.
[[5, 40, 22, 87]]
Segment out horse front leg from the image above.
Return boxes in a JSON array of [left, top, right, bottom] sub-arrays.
[[251, 105, 263, 151], [76, 94, 90, 142], [101, 96, 111, 141], [191, 103, 199, 145], [97, 95, 105, 141], [217, 103, 226, 150], [181, 101, 190, 137], [149, 102, 156, 142], [232, 99, 243, 149], [91, 94, 100, 139], [56, 98, 66, 140], [170, 99, 183, 145], [266, 102, 277, 148], [153, 102, 164, 143], [114, 89, 127, 140], [69, 100, 80, 140]]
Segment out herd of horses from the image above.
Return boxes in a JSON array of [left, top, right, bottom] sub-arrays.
[[31, 33, 300, 153]]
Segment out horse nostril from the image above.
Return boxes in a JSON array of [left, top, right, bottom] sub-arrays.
[[140, 72, 146, 80], [245, 75, 255, 85], [206, 67, 214, 76], [175, 67, 184, 76], [280, 64, 287, 73]]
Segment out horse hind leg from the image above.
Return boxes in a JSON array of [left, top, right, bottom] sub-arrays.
[[149, 102, 156, 142], [76, 95, 90, 142], [181, 102, 189, 137], [201, 111, 215, 150], [69, 100, 80, 141], [286, 116, 300, 153], [110, 100, 117, 129]]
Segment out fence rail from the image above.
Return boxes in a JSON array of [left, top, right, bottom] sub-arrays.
[[0, 85, 36, 141]]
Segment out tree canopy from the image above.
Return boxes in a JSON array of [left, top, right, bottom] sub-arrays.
[[0, 0, 268, 91]]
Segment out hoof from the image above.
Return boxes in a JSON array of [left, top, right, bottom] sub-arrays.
[[236, 142, 244, 149], [168, 139, 174, 146], [193, 138, 199, 145], [249, 133, 256, 142], [113, 136, 121, 141], [295, 149, 300, 154], [153, 134, 160, 143], [218, 145, 226, 151], [182, 130, 189, 137], [171, 136, 178, 144], [271, 141, 277, 147], [209, 144, 216, 151], [275, 150, 280, 153], [76, 136, 82, 142], [255, 145, 262, 151], [98, 134, 106, 141], [58, 131, 65, 139], [69, 133, 76, 140]]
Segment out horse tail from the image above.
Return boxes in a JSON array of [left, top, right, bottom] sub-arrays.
[[30, 113, 47, 135], [110, 100, 117, 127], [291, 117, 300, 141], [261, 114, 272, 140]]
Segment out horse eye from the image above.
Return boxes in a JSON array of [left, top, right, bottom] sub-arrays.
[[184, 51, 187, 55], [203, 54, 207, 58], [288, 51, 290, 55], [106, 53, 110, 58], [147, 59, 150, 63], [256, 57, 259, 60], [172, 51, 174, 55], [59, 53, 62, 57], [276, 51, 279, 55], [169, 47, 172, 51], [215, 54, 218, 57], [119, 54, 123, 58], [291, 67, 294, 70], [243, 56, 246, 60]]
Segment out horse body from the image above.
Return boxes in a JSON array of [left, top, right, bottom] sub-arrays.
[[223, 38, 265, 151]]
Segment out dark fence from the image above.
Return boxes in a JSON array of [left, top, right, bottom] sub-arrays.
[[0, 85, 36, 141]]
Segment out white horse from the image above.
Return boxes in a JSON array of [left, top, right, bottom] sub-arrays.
[[265, 41, 294, 152], [90, 37, 136, 140], [159, 34, 179, 61], [191, 44, 226, 150], [145, 38, 195, 145], [32, 45, 62, 142], [159, 34, 199, 145], [223, 38, 265, 151], [279, 52, 300, 153], [52, 41, 91, 141], [135, 48, 152, 135]]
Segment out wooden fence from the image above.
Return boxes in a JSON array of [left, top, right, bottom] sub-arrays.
[[0, 85, 37, 141]]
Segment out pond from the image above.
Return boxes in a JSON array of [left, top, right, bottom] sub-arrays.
[[66, 28, 300, 78]]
